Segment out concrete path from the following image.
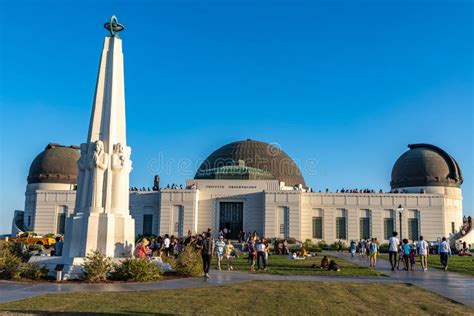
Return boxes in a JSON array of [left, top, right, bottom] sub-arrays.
[[330, 251, 474, 308], [0, 253, 472, 307]]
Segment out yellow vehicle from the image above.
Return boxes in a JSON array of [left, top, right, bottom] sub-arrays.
[[10, 232, 56, 248]]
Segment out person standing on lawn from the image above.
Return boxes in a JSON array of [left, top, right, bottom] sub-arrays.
[[215, 235, 226, 270], [248, 237, 257, 272], [438, 237, 452, 271], [256, 238, 267, 270], [417, 235, 429, 271], [388, 232, 400, 271]]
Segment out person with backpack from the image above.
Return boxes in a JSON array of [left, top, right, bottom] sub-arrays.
[[369, 238, 378, 267], [197, 232, 214, 278]]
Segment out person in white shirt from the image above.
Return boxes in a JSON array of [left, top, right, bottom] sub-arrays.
[[388, 232, 400, 271], [438, 237, 452, 271], [163, 234, 171, 257], [417, 235, 429, 271]]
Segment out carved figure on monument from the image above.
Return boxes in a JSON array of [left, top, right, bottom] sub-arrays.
[[75, 143, 90, 210], [88, 140, 108, 208], [111, 143, 125, 210]]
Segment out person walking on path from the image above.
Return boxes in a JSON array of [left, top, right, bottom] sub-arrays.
[[417, 235, 429, 271], [198, 232, 214, 278], [349, 240, 356, 258], [369, 238, 378, 267], [402, 239, 411, 271], [388, 232, 400, 271], [224, 239, 235, 271], [438, 237, 452, 271], [215, 236, 225, 271]]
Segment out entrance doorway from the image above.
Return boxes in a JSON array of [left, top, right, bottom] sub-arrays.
[[219, 202, 243, 239]]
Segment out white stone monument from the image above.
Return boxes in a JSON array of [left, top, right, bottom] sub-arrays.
[[62, 15, 135, 258], [30, 16, 135, 277]]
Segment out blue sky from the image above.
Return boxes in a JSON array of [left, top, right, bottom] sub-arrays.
[[0, 0, 472, 234]]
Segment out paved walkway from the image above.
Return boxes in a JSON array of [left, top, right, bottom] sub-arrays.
[[330, 251, 474, 308], [0, 253, 473, 307]]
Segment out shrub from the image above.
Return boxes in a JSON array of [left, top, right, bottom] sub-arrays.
[[174, 245, 203, 277], [379, 243, 389, 253], [20, 262, 49, 280], [0, 249, 22, 280], [286, 237, 297, 244], [303, 239, 314, 248], [111, 258, 162, 282], [317, 240, 329, 250], [82, 250, 112, 283]]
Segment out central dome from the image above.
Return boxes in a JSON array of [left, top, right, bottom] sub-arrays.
[[195, 139, 305, 186]]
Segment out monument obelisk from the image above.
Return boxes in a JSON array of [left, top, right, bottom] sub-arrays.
[[62, 16, 135, 258]]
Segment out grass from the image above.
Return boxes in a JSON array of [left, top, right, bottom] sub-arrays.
[[0, 281, 470, 315], [221, 253, 384, 276], [377, 253, 474, 276]]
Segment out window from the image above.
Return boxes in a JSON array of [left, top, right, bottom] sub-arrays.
[[56, 213, 66, 235], [56, 206, 68, 235], [27, 216, 31, 227], [173, 205, 184, 237], [143, 214, 153, 236], [278, 207, 289, 238], [360, 218, 370, 239], [336, 217, 347, 239], [384, 218, 394, 240], [451, 222, 455, 234], [312, 217, 323, 239], [408, 218, 419, 241], [408, 210, 420, 241]]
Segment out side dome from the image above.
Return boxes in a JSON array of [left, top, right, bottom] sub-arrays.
[[27, 143, 80, 184], [391, 144, 463, 189], [195, 139, 306, 186]]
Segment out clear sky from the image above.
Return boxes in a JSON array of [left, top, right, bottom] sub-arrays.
[[0, 0, 472, 234]]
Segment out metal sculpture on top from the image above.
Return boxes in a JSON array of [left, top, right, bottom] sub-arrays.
[[104, 15, 124, 37]]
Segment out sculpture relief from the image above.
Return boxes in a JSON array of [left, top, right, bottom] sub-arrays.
[[76, 143, 90, 209], [88, 140, 108, 208], [111, 143, 125, 210]]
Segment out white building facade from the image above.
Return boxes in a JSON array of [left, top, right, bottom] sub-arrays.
[[13, 140, 468, 245]]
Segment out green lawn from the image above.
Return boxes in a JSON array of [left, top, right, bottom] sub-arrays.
[[0, 281, 470, 315], [377, 253, 474, 276], [217, 253, 384, 276]]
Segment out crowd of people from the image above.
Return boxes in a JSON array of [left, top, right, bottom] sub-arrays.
[[387, 232, 452, 271]]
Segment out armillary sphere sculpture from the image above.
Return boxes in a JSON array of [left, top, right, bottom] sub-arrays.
[[104, 15, 124, 37]]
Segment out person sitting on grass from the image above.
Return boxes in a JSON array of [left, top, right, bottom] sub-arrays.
[[311, 255, 330, 269], [328, 260, 341, 271]]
